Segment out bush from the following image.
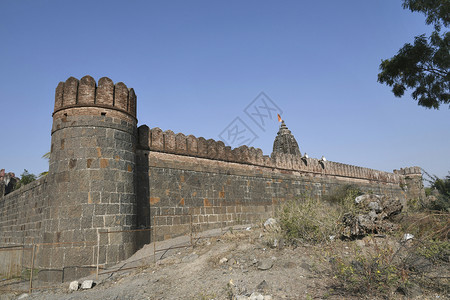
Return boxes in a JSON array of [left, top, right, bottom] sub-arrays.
[[278, 197, 340, 245], [323, 185, 363, 215], [398, 211, 449, 240], [423, 171, 450, 212], [330, 242, 403, 295], [14, 169, 37, 190]]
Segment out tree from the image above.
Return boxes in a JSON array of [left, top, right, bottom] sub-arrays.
[[39, 151, 51, 178], [423, 170, 450, 212], [378, 0, 449, 109], [14, 169, 37, 190]]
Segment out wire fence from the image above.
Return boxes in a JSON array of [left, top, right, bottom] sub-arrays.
[[0, 204, 265, 294]]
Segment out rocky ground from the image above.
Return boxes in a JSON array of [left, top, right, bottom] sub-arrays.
[[0, 223, 448, 300]]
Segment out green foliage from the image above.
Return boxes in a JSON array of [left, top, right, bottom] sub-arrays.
[[323, 185, 363, 214], [278, 197, 340, 244], [278, 186, 364, 245], [423, 170, 450, 211], [39, 151, 51, 178], [330, 244, 403, 295], [378, 0, 449, 109], [402, 0, 449, 29], [14, 169, 37, 190], [416, 239, 450, 263]]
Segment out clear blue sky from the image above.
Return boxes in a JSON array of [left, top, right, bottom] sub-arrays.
[[0, 1, 448, 179]]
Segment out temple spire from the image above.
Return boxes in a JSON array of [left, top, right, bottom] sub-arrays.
[[272, 120, 301, 156]]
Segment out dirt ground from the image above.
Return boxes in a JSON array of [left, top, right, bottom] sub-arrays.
[[0, 224, 447, 300]]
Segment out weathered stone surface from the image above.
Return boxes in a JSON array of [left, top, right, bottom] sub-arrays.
[[263, 218, 278, 231], [77, 75, 96, 104], [96, 77, 114, 106], [272, 121, 301, 156], [0, 76, 425, 285], [342, 194, 403, 239], [63, 77, 79, 106], [81, 279, 94, 289], [114, 82, 129, 111], [0, 169, 19, 196], [69, 280, 79, 291], [257, 259, 273, 270]]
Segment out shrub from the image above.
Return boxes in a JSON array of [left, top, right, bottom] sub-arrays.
[[398, 211, 449, 240], [278, 197, 340, 245], [14, 169, 37, 190], [323, 185, 363, 215], [423, 170, 450, 212], [330, 243, 403, 295]]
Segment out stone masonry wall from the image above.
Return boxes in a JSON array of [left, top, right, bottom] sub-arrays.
[[0, 177, 50, 276], [0, 76, 424, 283], [135, 126, 410, 243]]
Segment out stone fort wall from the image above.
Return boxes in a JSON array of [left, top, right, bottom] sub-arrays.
[[0, 76, 424, 282], [135, 126, 422, 242]]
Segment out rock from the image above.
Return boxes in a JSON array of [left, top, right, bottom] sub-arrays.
[[257, 259, 273, 270], [397, 283, 422, 298], [300, 262, 312, 272], [256, 280, 269, 292], [263, 218, 278, 231], [403, 233, 414, 241], [236, 296, 248, 300], [271, 238, 278, 248], [81, 280, 94, 289], [69, 280, 79, 291], [263, 296, 272, 300], [355, 239, 365, 248], [368, 201, 380, 212], [249, 292, 264, 300], [219, 257, 228, 264], [341, 194, 403, 239]]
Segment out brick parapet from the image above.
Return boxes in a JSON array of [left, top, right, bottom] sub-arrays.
[[393, 166, 422, 175], [136, 149, 407, 243], [137, 126, 403, 184], [53, 76, 137, 122]]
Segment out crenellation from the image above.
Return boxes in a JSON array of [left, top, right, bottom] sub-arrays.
[[63, 77, 79, 106], [77, 75, 96, 104], [150, 128, 163, 151], [114, 82, 129, 111], [206, 139, 217, 159], [238, 145, 250, 164], [128, 88, 137, 116], [137, 125, 150, 150], [255, 148, 264, 165], [197, 137, 208, 157], [54, 82, 64, 110], [247, 147, 257, 165], [175, 133, 187, 154], [186, 135, 198, 155], [0, 75, 424, 283], [216, 141, 226, 161], [96, 77, 114, 106], [224, 146, 233, 161]]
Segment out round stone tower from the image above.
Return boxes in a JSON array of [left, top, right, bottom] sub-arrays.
[[272, 120, 301, 156], [46, 75, 138, 280]]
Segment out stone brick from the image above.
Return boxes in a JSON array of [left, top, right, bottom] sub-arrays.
[[77, 75, 96, 104], [96, 77, 114, 106]]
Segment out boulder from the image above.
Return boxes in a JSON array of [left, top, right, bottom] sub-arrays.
[[342, 194, 403, 239], [81, 280, 94, 289]]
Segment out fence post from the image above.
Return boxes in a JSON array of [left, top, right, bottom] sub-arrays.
[[153, 211, 156, 264], [96, 229, 100, 280], [29, 243, 36, 294], [190, 213, 193, 247]]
